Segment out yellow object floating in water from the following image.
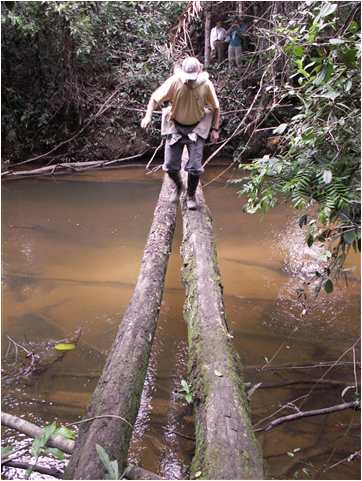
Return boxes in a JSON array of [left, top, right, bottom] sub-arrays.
[[54, 343, 76, 351]]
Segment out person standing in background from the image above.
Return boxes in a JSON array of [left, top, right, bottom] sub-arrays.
[[210, 21, 227, 63], [227, 18, 246, 69]]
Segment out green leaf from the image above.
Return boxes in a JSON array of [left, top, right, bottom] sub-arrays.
[[293, 45, 304, 58], [46, 447, 65, 460], [56, 426, 76, 440], [26, 467, 33, 478], [341, 48, 357, 68], [323, 279, 334, 294], [96, 444, 119, 479], [31, 437, 44, 457], [306, 233, 314, 248], [185, 393, 193, 404], [41, 422, 57, 442], [54, 343, 76, 351], [96, 444, 111, 470], [348, 20, 359, 34], [109, 460, 119, 480]]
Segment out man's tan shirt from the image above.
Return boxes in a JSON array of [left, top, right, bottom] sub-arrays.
[[151, 71, 219, 126]]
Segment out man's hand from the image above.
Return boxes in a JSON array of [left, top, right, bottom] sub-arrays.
[[210, 129, 220, 144], [141, 114, 152, 129]]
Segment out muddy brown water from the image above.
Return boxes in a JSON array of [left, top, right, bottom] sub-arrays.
[[1, 167, 360, 480]]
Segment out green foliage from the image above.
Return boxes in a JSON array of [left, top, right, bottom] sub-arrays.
[[236, 1, 360, 285], [26, 422, 75, 477], [2, 1, 184, 161], [177, 379, 194, 404]]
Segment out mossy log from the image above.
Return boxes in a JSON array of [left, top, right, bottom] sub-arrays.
[[64, 174, 178, 480], [179, 164, 264, 479]]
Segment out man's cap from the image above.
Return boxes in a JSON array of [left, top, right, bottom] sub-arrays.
[[181, 57, 201, 81]]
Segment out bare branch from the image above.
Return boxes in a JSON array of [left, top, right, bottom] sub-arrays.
[[255, 401, 360, 432], [2, 460, 64, 478]]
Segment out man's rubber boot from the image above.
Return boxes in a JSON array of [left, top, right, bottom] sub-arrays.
[[168, 171, 183, 203], [186, 174, 199, 210]]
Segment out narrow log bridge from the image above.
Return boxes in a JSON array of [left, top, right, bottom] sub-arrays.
[[180, 163, 264, 479], [64, 174, 178, 479], [65, 151, 264, 479]]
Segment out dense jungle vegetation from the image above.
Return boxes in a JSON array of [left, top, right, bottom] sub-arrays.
[[2, 0, 361, 289]]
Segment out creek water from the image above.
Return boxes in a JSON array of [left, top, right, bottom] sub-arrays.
[[1, 166, 360, 480]]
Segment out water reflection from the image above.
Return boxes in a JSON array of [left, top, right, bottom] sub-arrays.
[[1, 168, 360, 480]]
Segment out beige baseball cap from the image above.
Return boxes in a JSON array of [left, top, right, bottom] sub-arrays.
[[181, 57, 201, 81]]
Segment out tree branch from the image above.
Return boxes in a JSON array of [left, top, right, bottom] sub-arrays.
[[255, 401, 360, 432], [2, 460, 63, 478], [1, 411, 74, 454], [2, 411, 164, 480]]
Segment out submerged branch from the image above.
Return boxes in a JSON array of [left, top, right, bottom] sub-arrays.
[[2, 460, 64, 478], [2, 412, 164, 480], [1, 412, 74, 454], [2, 152, 150, 179]]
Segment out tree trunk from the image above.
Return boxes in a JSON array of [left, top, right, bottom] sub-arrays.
[[179, 158, 264, 480], [204, 4, 211, 68], [64, 174, 178, 480]]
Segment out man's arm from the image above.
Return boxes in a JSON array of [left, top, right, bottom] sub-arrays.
[[207, 81, 221, 144], [210, 107, 221, 144], [141, 97, 158, 129], [141, 76, 174, 129]]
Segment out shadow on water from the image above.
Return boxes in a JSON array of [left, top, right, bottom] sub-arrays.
[[1, 167, 360, 480]]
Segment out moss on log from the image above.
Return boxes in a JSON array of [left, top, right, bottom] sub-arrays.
[[179, 164, 264, 480], [64, 174, 178, 480]]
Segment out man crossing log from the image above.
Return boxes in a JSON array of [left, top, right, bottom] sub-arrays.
[[141, 57, 221, 210]]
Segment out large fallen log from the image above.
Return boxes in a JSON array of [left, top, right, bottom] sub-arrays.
[[179, 161, 264, 479], [64, 174, 178, 479]]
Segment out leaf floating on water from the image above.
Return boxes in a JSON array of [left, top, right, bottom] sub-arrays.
[[195, 471, 202, 478], [214, 370, 223, 377], [54, 343, 76, 351]]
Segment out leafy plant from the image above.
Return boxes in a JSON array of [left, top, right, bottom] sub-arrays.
[[96, 444, 120, 480], [234, 1, 360, 289], [177, 379, 194, 404], [25, 422, 75, 477]]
